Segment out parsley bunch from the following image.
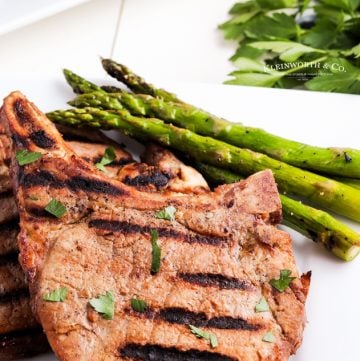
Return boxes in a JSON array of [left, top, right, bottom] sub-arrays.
[[219, 0, 360, 94]]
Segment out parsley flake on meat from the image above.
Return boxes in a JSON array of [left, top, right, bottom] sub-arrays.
[[43, 287, 68, 302], [95, 146, 116, 172], [45, 199, 67, 218], [270, 269, 296, 292], [89, 291, 115, 320], [155, 205, 177, 221], [16, 150, 42, 165], [189, 325, 218, 349]]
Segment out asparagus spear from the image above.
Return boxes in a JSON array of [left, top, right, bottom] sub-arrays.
[[47, 107, 360, 223], [63, 69, 103, 94], [334, 177, 360, 190], [99, 60, 360, 179], [101, 59, 181, 103], [194, 163, 360, 261]]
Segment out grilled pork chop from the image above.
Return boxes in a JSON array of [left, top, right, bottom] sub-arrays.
[[3, 92, 310, 361], [0, 116, 211, 359], [0, 126, 133, 359]]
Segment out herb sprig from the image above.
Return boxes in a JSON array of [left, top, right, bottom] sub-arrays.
[[220, 0, 360, 94]]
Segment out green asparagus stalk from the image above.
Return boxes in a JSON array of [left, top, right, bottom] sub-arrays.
[[334, 177, 360, 190], [68, 86, 360, 193], [101, 59, 181, 103], [194, 163, 360, 261], [63, 69, 103, 94], [99, 60, 360, 179], [47, 107, 360, 223]]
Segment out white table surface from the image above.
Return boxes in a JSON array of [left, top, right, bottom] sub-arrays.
[[0, 0, 235, 83]]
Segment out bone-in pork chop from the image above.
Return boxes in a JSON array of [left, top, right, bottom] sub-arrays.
[[3, 92, 310, 361]]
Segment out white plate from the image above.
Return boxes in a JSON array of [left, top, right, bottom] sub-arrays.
[[0, 0, 91, 36], [0, 77, 359, 361]]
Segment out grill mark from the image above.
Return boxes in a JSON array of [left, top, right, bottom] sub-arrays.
[[92, 156, 133, 167], [13, 99, 31, 125], [123, 171, 170, 190], [0, 327, 44, 342], [26, 206, 54, 218], [19, 170, 126, 196], [67, 176, 126, 195], [119, 344, 236, 361], [29, 130, 55, 149], [0, 219, 19, 232], [178, 273, 250, 290], [20, 170, 63, 188], [11, 134, 28, 148], [0, 251, 18, 266], [0, 327, 50, 357], [88, 220, 226, 246], [0, 288, 29, 303], [0, 190, 13, 199], [156, 308, 261, 331]]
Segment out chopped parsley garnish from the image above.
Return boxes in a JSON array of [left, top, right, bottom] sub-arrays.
[[28, 195, 39, 201], [95, 146, 116, 172], [262, 331, 275, 343], [155, 205, 177, 221], [131, 297, 147, 313], [344, 152, 352, 163], [43, 286, 68, 302], [189, 325, 218, 349], [270, 269, 296, 292], [89, 291, 115, 320], [155, 206, 176, 221], [15, 150, 41, 166], [45, 199, 67, 218], [255, 296, 269, 313], [150, 230, 161, 274]]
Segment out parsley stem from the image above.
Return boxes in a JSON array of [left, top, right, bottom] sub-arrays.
[[283, 56, 329, 75]]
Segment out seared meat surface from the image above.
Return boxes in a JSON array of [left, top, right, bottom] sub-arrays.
[[2, 92, 309, 361], [0, 104, 215, 360]]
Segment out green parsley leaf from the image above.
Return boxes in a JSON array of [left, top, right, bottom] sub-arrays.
[[131, 297, 147, 313], [229, 1, 258, 15], [342, 43, 360, 59], [15, 150, 42, 166], [270, 269, 296, 292], [249, 41, 325, 62], [189, 325, 218, 349], [226, 58, 283, 87], [89, 291, 115, 320], [230, 44, 265, 62], [95, 146, 116, 172], [306, 58, 360, 94], [43, 287, 68, 302], [255, 296, 270, 312], [243, 13, 299, 41], [45, 199, 67, 218], [28, 195, 39, 201], [262, 331, 275, 343], [320, 0, 360, 13], [256, 0, 296, 9], [155, 206, 177, 221], [150, 230, 161, 274]]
